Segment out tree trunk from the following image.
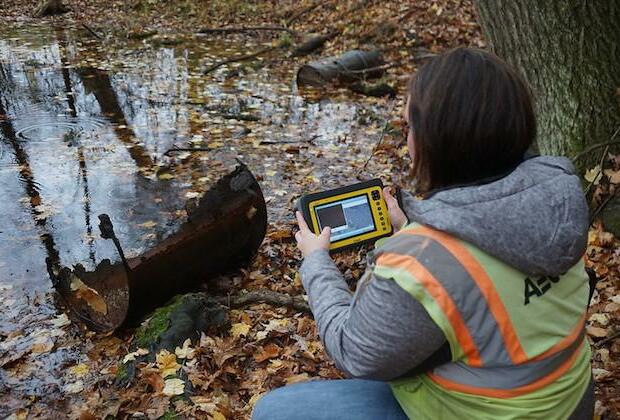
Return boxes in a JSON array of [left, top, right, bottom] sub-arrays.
[[34, 0, 68, 17], [474, 1, 620, 171]]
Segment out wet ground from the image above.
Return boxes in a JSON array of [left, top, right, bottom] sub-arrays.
[[0, 23, 394, 408]]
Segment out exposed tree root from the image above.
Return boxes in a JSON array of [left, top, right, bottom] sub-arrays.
[[216, 289, 311, 313]]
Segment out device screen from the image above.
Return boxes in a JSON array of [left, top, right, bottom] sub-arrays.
[[315, 194, 376, 242]]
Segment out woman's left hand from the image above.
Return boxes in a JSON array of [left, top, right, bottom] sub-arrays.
[[295, 211, 331, 258]]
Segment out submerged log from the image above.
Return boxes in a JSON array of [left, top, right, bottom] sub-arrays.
[[49, 162, 268, 333], [296, 50, 384, 87]]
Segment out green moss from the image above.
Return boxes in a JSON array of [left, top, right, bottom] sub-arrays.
[[116, 362, 129, 382], [134, 295, 183, 348], [278, 33, 293, 48], [160, 411, 178, 420]]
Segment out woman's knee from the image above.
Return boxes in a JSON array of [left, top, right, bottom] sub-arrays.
[[252, 386, 293, 420]]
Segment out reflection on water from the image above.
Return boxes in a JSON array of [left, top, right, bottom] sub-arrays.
[[0, 22, 392, 403], [0, 23, 388, 324]]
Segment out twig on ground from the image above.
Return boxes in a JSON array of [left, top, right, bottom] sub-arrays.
[[259, 135, 320, 145], [164, 147, 211, 156], [585, 145, 610, 196], [590, 188, 619, 225], [204, 45, 281, 75], [572, 126, 620, 163], [594, 330, 620, 348], [81, 23, 103, 39], [215, 289, 311, 313], [198, 26, 297, 36], [357, 103, 397, 178]]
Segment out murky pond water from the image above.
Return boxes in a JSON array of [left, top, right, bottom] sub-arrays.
[[0, 22, 392, 405]]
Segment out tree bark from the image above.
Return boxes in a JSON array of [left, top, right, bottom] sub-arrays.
[[474, 1, 620, 171], [34, 0, 68, 17]]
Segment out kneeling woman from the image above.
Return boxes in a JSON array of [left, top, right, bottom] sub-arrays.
[[253, 48, 594, 420]]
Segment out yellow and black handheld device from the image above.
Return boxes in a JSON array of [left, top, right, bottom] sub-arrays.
[[296, 179, 393, 252]]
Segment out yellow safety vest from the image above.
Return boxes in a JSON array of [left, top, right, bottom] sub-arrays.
[[373, 224, 591, 419]]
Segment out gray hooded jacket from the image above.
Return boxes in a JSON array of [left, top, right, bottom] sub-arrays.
[[299, 156, 592, 415]]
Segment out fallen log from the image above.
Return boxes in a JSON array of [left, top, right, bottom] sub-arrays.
[[349, 81, 397, 98], [292, 31, 340, 57], [296, 49, 384, 87], [198, 26, 297, 36], [49, 162, 268, 332]]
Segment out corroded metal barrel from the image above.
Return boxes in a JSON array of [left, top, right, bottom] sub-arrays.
[[50, 163, 267, 332]]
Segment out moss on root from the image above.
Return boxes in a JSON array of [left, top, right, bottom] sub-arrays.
[[134, 295, 184, 349]]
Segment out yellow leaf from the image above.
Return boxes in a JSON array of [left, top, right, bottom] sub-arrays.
[[69, 275, 108, 315], [70, 363, 90, 377], [230, 322, 251, 338], [137, 220, 157, 229], [584, 166, 602, 184], [158, 173, 175, 180], [156, 349, 180, 378], [162, 378, 185, 396], [211, 412, 226, 420]]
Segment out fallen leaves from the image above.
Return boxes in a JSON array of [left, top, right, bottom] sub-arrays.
[[163, 378, 186, 396], [156, 350, 181, 378], [69, 275, 108, 315], [122, 348, 149, 363], [230, 322, 251, 339], [253, 343, 281, 363]]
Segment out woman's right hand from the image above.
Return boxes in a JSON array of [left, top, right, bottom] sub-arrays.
[[382, 187, 408, 231]]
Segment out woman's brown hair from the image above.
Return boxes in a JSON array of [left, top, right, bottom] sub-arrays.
[[407, 47, 536, 193]]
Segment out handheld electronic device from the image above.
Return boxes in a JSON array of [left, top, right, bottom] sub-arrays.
[[296, 179, 393, 252]]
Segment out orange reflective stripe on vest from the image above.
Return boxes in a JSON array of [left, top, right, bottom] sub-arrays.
[[377, 252, 483, 366], [398, 226, 529, 364], [375, 223, 590, 400], [427, 338, 586, 398]]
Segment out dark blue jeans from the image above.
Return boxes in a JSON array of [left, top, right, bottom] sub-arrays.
[[252, 379, 409, 420]]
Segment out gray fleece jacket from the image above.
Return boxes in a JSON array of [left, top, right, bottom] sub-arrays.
[[299, 156, 589, 381]]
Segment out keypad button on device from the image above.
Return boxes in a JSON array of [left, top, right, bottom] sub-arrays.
[[371, 190, 380, 200]]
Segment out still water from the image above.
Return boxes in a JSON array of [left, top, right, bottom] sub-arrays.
[[0, 23, 390, 335]]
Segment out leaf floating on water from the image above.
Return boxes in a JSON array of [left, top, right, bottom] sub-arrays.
[[31, 336, 54, 354], [158, 173, 176, 180], [49, 313, 71, 328], [70, 275, 108, 315], [137, 220, 157, 229], [64, 380, 84, 394], [69, 363, 90, 377]]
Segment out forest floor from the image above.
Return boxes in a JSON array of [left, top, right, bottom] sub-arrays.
[[0, 1, 618, 419]]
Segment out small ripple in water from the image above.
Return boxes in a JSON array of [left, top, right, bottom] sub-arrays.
[[14, 117, 107, 142]]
